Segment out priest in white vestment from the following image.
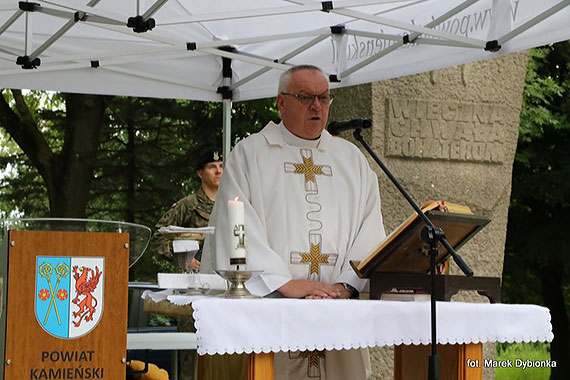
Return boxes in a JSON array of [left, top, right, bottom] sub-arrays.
[[203, 65, 386, 380]]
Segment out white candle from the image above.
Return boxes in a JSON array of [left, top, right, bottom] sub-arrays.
[[228, 197, 246, 260]]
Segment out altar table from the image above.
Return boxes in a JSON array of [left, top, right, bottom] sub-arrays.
[[143, 291, 553, 380]]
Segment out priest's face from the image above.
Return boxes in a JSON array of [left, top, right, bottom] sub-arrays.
[[277, 69, 330, 140]]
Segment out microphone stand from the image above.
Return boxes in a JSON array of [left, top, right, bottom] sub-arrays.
[[352, 128, 474, 380]]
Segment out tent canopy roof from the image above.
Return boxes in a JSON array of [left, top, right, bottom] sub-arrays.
[[0, 0, 568, 101]]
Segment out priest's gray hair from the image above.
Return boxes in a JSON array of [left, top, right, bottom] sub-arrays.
[[278, 65, 328, 94]]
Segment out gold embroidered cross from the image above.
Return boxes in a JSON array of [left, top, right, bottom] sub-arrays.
[[300, 242, 329, 275], [291, 233, 338, 280], [294, 156, 324, 184], [285, 149, 332, 190], [289, 350, 325, 379]]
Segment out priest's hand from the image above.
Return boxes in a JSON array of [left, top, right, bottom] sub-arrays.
[[188, 258, 200, 270], [305, 284, 352, 299], [278, 280, 345, 299], [331, 283, 352, 299]]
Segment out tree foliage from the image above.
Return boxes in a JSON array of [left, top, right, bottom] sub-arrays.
[[0, 90, 278, 279], [90, 97, 277, 229], [90, 97, 278, 279], [0, 90, 105, 218], [504, 41, 570, 379]]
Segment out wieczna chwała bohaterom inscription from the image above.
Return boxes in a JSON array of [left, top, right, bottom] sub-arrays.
[[29, 350, 104, 379], [386, 98, 508, 164]]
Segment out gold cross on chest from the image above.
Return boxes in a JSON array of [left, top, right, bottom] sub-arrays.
[[294, 156, 324, 184], [285, 149, 332, 190]]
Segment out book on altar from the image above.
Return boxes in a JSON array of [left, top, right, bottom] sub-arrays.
[[351, 200, 490, 278], [380, 290, 431, 302]]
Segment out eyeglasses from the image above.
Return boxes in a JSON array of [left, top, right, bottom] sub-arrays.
[[281, 92, 334, 106]]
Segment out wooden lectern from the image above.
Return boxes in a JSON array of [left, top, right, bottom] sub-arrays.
[[351, 201, 496, 380], [0, 219, 150, 380]]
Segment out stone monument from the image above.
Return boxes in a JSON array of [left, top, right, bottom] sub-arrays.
[[329, 51, 530, 379]]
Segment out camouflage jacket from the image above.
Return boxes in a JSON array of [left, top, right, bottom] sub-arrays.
[[149, 187, 214, 261]]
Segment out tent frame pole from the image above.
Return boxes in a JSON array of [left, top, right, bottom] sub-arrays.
[[340, 0, 479, 79], [24, 6, 32, 56], [0, 10, 24, 37], [219, 51, 234, 166], [142, 0, 169, 20], [498, 0, 570, 45], [158, 0, 396, 26], [333, 7, 485, 48], [29, 18, 78, 61], [230, 34, 328, 91], [222, 98, 232, 168]]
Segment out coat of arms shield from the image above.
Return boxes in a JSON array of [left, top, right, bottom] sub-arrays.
[[35, 256, 105, 339]]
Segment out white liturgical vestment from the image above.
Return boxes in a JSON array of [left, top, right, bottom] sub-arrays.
[[203, 121, 386, 380]]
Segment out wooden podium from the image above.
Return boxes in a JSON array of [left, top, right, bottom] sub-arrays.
[[395, 343, 483, 380], [0, 219, 150, 380], [351, 201, 494, 380]]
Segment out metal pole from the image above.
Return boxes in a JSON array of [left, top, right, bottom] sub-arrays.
[[498, 0, 570, 45], [222, 97, 232, 167], [24, 4, 32, 56], [219, 50, 234, 166]]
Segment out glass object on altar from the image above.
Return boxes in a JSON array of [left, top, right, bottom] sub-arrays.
[[172, 244, 210, 295], [159, 226, 215, 294], [172, 241, 198, 273]]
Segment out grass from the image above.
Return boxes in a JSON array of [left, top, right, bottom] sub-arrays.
[[495, 342, 551, 380]]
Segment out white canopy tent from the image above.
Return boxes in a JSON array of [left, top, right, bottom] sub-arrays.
[[0, 0, 569, 157]]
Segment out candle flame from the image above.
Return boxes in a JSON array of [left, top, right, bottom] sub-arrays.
[[234, 196, 239, 201]]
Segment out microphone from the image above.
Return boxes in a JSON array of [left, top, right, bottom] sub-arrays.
[[327, 118, 372, 136]]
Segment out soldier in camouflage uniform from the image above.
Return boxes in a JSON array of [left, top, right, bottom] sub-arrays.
[[149, 149, 223, 380], [150, 187, 216, 266], [150, 150, 223, 266]]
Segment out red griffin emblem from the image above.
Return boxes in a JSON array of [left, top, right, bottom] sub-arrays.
[[71, 266, 102, 327]]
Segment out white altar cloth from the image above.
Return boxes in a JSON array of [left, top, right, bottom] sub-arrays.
[[142, 292, 553, 356]]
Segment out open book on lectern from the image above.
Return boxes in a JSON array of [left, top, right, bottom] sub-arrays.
[[350, 201, 490, 278]]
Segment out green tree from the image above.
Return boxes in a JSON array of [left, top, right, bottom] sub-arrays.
[[0, 90, 106, 218], [89, 97, 277, 228], [504, 41, 570, 379], [0, 91, 278, 279], [89, 96, 278, 280]]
